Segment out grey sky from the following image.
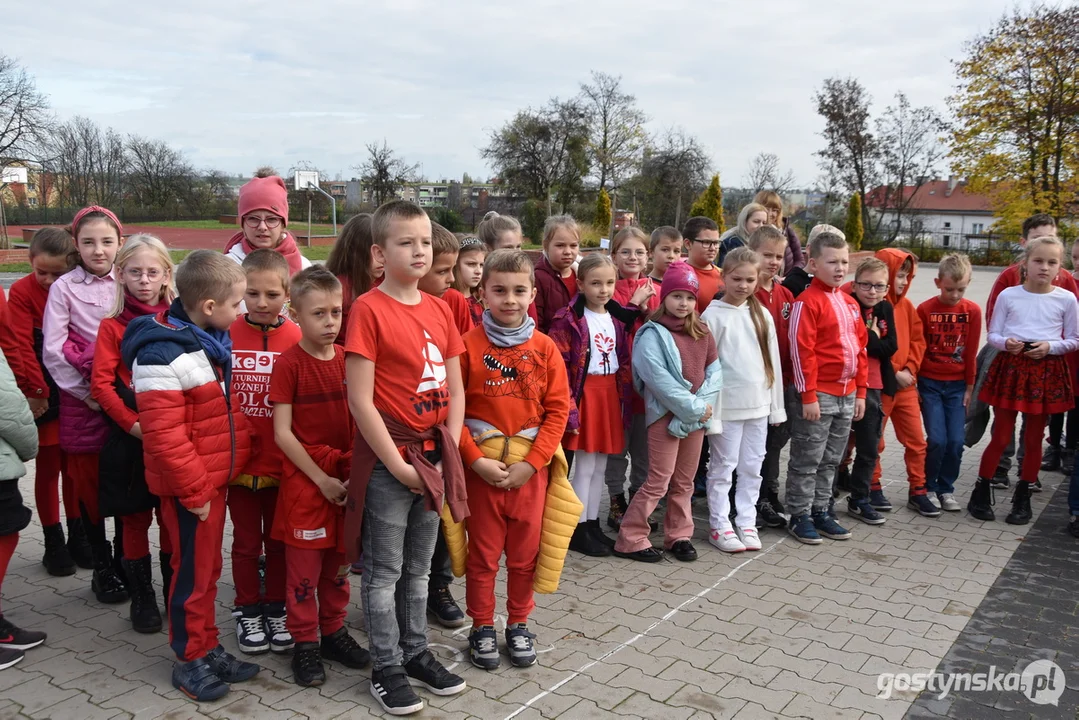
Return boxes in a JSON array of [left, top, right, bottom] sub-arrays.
[[7, 0, 1013, 189]]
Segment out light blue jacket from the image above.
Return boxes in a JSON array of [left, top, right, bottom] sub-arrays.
[[0, 348, 38, 481], [632, 321, 722, 438]]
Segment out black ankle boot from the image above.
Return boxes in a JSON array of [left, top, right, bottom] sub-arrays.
[[66, 518, 93, 569], [1005, 481, 1033, 525], [1041, 445, 1062, 471], [588, 519, 615, 549], [569, 522, 610, 557], [123, 555, 162, 633], [42, 523, 76, 577], [968, 477, 996, 522], [91, 540, 129, 604], [159, 552, 173, 614]]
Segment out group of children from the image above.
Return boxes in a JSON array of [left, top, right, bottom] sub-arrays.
[[0, 173, 1076, 715]]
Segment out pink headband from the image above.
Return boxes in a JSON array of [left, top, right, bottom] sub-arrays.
[[71, 206, 123, 239]]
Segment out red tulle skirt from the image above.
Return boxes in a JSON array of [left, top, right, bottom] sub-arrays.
[[571, 374, 625, 455], [979, 352, 1073, 415]]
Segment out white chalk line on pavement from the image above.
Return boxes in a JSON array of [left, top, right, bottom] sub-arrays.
[[501, 535, 788, 720]]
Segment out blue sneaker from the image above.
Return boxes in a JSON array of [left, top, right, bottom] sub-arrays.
[[812, 509, 852, 540], [787, 513, 822, 545], [847, 497, 886, 525], [868, 490, 893, 512], [907, 493, 942, 518], [204, 644, 260, 683], [172, 656, 229, 702]]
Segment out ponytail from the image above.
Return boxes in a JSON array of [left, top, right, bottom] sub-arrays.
[[746, 294, 775, 388]]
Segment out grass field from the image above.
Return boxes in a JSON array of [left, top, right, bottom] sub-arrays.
[[0, 245, 335, 274]]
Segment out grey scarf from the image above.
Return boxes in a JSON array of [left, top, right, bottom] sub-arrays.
[[482, 309, 535, 347]]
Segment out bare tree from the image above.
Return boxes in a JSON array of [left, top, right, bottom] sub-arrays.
[[0, 56, 52, 165], [623, 127, 711, 227], [355, 141, 419, 207], [125, 135, 195, 212], [44, 116, 126, 208], [743, 152, 797, 195], [578, 71, 648, 191], [814, 77, 878, 232]]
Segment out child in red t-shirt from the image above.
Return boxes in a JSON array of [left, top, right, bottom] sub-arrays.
[[227, 250, 302, 656], [343, 201, 468, 715], [682, 217, 723, 313], [270, 266, 369, 687]]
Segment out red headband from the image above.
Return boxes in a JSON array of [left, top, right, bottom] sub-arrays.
[[71, 205, 123, 239]]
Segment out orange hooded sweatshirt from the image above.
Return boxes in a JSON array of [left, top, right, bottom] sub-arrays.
[[875, 248, 926, 385]]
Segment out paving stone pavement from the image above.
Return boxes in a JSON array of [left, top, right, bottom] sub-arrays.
[[2, 264, 1077, 719]]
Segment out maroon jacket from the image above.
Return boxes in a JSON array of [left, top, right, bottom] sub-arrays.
[[532, 254, 574, 335]]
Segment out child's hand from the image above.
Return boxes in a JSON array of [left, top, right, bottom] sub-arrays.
[[27, 397, 47, 419], [854, 398, 866, 421], [472, 457, 509, 487], [316, 474, 348, 506], [1024, 341, 1050, 360], [498, 462, 535, 490], [802, 402, 821, 421], [630, 281, 656, 310], [895, 370, 915, 389], [85, 397, 102, 412], [963, 385, 973, 408], [700, 404, 713, 423], [1004, 338, 1025, 355], [869, 316, 880, 337], [190, 502, 210, 522], [395, 463, 425, 494]]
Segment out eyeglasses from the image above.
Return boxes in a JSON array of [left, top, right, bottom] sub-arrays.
[[125, 268, 164, 281], [855, 282, 888, 292], [617, 249, 648, 258], [243, 215, 283, 229], [691, 240, 720, 249]]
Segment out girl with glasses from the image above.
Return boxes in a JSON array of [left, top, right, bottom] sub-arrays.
[[224, 172, 311, 277]]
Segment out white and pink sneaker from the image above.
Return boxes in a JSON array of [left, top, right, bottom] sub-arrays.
[[738, 527, 762, 551], [708, 529, 746, 553]]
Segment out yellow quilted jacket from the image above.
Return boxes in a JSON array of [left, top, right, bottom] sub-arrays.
[[442, 435, 580, 594]]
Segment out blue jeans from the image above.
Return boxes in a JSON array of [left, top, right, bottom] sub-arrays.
[[919, 377, 967, 495], [361, 462, 441, 670]]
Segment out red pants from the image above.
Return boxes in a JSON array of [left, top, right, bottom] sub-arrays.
[[0, 532, 17, 614], [872, 389, 927, 494], [34, 443, 76, 527], [121, 507, 172, 559], [226, 486, 285, 607], [464, 466, 548, 628], [978, 409, 1047, 484], [160, 491, 226, 662], [285, 545, 349, 643], [67, 452, 101, 524]]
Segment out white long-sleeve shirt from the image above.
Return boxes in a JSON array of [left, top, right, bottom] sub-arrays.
[[987, 285, 1079, 356]]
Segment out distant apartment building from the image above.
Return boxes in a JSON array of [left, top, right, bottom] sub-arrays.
[[345, 179, 508, 209], [1, 163, 61, 208]]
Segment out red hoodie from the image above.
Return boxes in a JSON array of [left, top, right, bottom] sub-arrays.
[[789, 278, 868, 403], [875, 248, 926, 386]]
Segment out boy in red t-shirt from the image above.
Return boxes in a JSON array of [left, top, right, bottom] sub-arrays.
[[343, 201, 468, 716], [917, 254, 981, 513], [270, 266, 370, 687], [460, 250, 570, 670], [227, 250, 301, 656], [682, 217, 723, 313]]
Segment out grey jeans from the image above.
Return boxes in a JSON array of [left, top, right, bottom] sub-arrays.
[[785, 391, 856, 518], [361, 462, 441, 670], [604, 414, 649, 498]]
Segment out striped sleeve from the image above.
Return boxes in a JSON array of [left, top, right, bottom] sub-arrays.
[[789, 298, 819, 404]]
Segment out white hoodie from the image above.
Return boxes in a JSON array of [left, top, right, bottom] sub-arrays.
[[701, 297, 787, 432]]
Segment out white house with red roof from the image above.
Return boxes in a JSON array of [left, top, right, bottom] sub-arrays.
[[867, 177, 995, 249]]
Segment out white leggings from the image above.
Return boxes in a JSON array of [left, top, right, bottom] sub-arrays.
[[571, 451, 609, 522]]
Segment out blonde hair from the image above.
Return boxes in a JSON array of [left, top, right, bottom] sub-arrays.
[[1022, 235, 1064, 263], [371, 199, 429, 247], [576, 252, 616, 284], [481, 249, 534, 287], [542, 214, 580, 250], [611, 226, 648, 256], [477, 211, 522, 249], [855, 257, 889, 281], [737, 203, 770, 239], [451, 235, 487, 294], [723, 247, 774, 388], [938, 253, 972, 282], [747, 224, 786, 252], [241, 248, 291, 290], [649, 302, 708, 340], [109, 234, 176, 318], [808, 231, 848, 259], [808, 224, 845, 244], [175, 250, 246, 311]]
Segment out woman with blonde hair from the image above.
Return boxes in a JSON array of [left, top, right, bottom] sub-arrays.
[[754, 190, 805, 274], [718, 203, 770, 266]]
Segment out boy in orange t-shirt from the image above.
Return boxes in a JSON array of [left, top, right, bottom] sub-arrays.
[[682, 216, 723, 313], [343, 201, 468, 715], [460, 249, 570, 671], [228, 249, 301, 656], [270, 266, 369, 687]]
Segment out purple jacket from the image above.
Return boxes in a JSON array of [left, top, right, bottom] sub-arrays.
[[59, 329, 109, 455], [782, 219, 806, 275], [532, 254, 574, 335], [548, 296, 636, 433]]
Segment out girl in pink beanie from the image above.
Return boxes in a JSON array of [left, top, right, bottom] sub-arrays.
[[224, 174, 311, 276]]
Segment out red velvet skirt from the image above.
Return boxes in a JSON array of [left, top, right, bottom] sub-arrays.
[[575, 374, 624, 455], [979, 352, 1073, 415]]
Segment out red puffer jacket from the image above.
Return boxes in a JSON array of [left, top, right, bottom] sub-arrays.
[[121, 301, 251, 509]]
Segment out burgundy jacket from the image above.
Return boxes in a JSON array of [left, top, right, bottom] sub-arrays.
[[532, 255, 574, 335]]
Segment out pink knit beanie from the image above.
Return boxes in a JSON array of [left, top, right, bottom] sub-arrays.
[[238, 176, 289, 226], [660, 260, 700, 301]]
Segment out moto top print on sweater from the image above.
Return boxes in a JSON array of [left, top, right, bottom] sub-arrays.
[[917, 297, 982, 385]]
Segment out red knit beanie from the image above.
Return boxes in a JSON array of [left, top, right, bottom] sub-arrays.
[[660, 260, 700, 301], [238, 176, 289, 226]]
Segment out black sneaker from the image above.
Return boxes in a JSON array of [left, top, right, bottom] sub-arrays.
[[505, 623, 537, 667], [847, 497, 886, 525], [868, 490, 893, 512], [991, 469, 1011, 489], [668, 540, 698, 562], [811, 509, 851, 540], [0, 616, 46, 651], [907, 493, 942, 518], [291, 642, 326, 687], [1041, 445, 1061, 471], [0, 647, 23, 670], [204, 644, 259, 683], [1068, 517, 1079, 539], [404, 649, 467, 696], [370, 665, 424, 715], [756, 500, 787, 528], [427, 585, 467, 629], [766, 490, 786, 517], [1031, 478, 1043, 493], [320, 626, 371, 669], [468, 625, 500, 670], [172, 656, 229, 702]]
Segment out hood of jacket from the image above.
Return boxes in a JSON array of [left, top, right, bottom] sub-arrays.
[[876, 248, 917, 304], [121, 309, 207, 372]]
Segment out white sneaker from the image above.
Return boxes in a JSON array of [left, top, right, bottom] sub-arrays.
[[938, 493, 962, 512], [738, 527, 762, 551], [235, 609, 269, 654], [708, 529, 745, 553], [928, 494, 942, 509], [263, 607, 293, 654]]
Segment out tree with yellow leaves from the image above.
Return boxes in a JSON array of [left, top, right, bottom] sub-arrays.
[[689, 174, 725, 232]]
